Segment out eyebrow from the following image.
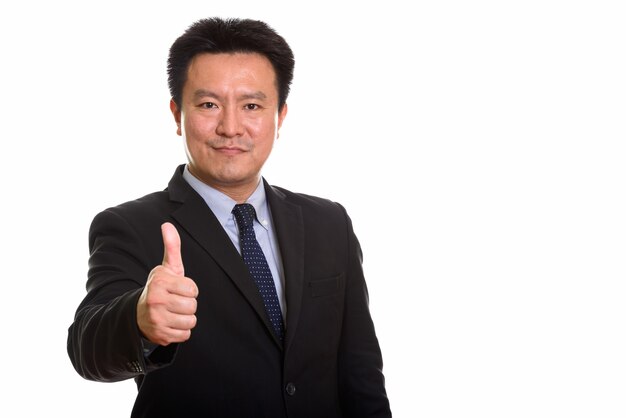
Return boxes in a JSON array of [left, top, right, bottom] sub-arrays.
[[193, 89, 267, 101]]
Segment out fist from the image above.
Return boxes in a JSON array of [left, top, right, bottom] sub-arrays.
[[137, 222, 199, 346]]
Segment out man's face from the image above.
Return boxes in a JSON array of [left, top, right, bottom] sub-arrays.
[[171, 52, 287, 195]]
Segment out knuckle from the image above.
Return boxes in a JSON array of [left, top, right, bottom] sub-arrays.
[[153, 331, 168, 346], [145, 294, 165, 309], [146, 309, 161, 324], [182, 277, 198, 296], [182, 297, 197, 314]]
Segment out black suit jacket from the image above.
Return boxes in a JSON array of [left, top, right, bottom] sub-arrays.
[[68, 165, 391, 417]]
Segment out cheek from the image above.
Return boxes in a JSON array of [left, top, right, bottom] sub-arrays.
[[184, 114, 215, 139], [252, 132, 276, 156], [249, 120, 277, 147], [254, 141, 276, 168]]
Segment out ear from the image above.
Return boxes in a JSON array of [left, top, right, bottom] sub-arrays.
[[277, 103, 288, 138], [170, 99, 182, 136]]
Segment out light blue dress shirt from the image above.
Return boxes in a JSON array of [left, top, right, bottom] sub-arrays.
[[182, 165, 286, 319]]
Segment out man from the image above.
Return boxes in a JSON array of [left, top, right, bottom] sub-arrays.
[[67, 17, 391, 417]]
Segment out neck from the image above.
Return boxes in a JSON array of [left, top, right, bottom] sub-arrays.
[[215, 184, 258, 204], [187, 166, 261, 203]]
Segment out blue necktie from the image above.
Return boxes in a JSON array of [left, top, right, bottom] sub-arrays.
[[232, 203, 284, 341]]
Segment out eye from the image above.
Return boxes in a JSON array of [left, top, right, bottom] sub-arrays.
[[244, 103, 260, 110], [200, 102, 218, 109]]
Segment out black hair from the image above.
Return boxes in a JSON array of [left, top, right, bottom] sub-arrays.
[[167, 17, 295, 111]]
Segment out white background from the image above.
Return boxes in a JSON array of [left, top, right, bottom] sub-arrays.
[[1, 1, 625, 416]]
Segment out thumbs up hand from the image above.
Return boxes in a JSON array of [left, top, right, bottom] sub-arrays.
[[137, 223, 199, 346]]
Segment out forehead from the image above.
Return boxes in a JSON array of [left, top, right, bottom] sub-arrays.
[[185, 52, 278, 92]]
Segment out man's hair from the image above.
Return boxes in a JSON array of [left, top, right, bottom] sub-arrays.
[[167, 17, 295, 112]]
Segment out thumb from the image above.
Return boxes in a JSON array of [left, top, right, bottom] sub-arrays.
[[161, 222, 184, 276]]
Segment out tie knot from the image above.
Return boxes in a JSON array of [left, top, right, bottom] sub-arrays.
[[232, 203, 256, 229]]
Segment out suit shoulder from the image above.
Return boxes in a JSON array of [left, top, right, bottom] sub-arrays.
[[271, 185, 345, 212], [92, 189, 172, 225], [268, 185, 352, 228]]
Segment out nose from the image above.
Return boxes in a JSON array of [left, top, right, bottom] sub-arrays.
[[216, 107, 244, 137]]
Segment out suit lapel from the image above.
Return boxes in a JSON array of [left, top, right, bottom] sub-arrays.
[[167, 167, 282, 348], [265, 181, 305, 353]]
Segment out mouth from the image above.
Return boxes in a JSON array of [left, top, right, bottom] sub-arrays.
[[213, 146, 247, 156]]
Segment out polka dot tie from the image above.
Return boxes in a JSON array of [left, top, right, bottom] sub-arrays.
[[232, 203, 285, 341]]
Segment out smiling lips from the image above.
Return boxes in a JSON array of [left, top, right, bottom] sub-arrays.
[[213, 145, 247, 156]]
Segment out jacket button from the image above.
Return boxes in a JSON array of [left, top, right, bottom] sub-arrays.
[[285, 382, 296, 396]]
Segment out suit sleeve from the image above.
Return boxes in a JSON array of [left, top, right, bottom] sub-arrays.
[[67, 209, 176, 382], [336, 205, 392, 417]]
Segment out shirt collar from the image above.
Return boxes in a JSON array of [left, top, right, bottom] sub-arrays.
[[182, 165, 270, 230]]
